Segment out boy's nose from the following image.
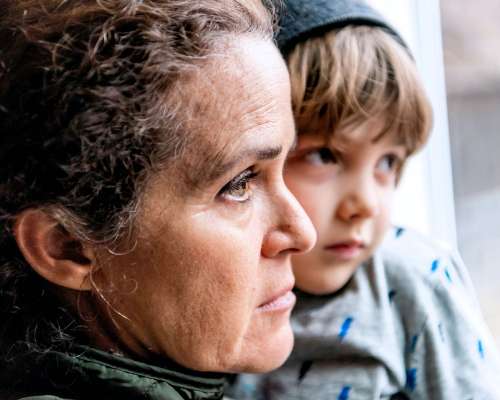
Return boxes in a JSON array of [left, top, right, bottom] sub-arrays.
[[337, 177, 379, 222]]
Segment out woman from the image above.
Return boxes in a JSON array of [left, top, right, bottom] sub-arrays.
[[0, 0, 316, 398]]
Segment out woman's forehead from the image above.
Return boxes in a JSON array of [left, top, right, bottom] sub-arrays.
[[162, 36, 293, 189]]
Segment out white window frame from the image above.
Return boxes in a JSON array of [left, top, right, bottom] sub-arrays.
[[368, 0, 457, 249]]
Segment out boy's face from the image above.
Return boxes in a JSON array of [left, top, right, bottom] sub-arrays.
[[285, 118, 406, 295]]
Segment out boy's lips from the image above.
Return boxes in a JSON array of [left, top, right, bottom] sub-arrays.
[[324, 239, 365, 260]]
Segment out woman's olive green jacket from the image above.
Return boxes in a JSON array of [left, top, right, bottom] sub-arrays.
[[0, 345, 226, 400]]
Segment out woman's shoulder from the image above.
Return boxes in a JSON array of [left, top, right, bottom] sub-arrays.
[[18, 397, 73, 400]]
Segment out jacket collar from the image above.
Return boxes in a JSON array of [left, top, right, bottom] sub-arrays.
[[4, 344, 226, 399]]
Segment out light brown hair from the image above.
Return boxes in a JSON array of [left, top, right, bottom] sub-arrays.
[[287, 25, 432, 156]]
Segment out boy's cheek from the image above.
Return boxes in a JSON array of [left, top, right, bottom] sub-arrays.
[[285, 179, 333, 223], [373, 208, 393, 246]]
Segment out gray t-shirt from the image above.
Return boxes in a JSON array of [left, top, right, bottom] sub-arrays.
[[232, 227, 500, 399]]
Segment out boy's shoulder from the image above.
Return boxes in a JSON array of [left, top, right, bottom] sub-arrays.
[[376, 226, 463, 286], [372, 226, 482, 327], [380, 226, 455, 262]]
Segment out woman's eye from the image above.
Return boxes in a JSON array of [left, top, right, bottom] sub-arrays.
[[377, 154, 400, 173], [304, 148, 338, 165], [218, 169, 258, 202]]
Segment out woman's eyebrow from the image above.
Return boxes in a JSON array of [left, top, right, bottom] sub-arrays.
[[254, 145, 283, 161], [214, 145, 283, 180], [189, 144, 283, 188]]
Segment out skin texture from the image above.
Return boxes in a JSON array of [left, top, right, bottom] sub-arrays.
[[284, 118, 407, 295], [83, 36, 316, 373]]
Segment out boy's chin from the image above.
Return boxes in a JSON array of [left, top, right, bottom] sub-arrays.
[[295, 266, 358, 295]]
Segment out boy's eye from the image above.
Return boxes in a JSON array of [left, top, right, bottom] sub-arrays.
[[218, 169, 258, 202], [304, 148, 338, 165], [377, 154, 400, 173]]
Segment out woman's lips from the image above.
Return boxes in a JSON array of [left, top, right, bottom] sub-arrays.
[[324, 240, 364, 260], [257, 287, 296, 313]]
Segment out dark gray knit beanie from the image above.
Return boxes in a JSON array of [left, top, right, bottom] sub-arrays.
[[277, 0, 407, 55]]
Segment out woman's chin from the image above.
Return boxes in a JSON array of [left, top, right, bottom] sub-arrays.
[[257, 328, 295, 372], [230, 322, 295, 373]]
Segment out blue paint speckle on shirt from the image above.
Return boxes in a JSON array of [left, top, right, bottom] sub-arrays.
[[338, 317, 354, 341], [409, 334, 419, 353], [444, 268, 453, 283], [395, 227, 405, 238], [406, 368, 417, 391], [337, 386, 351, 400], [431, 259, 440, 273], [478, 339, 485, 359], [388, 289, 397, 302]]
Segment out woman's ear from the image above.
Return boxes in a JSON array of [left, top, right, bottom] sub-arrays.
[[13, 209, 94, 290]]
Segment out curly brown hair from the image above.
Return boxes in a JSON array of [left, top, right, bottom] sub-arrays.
[[0, 0, 276, 356]]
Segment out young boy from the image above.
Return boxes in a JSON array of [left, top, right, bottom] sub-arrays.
[[230, 0, 500, 399]]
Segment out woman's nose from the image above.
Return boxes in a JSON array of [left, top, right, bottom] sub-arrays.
[[261, 185, 317, 258], [336, 175, 379, 222]]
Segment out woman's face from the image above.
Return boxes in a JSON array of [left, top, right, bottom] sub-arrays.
[[91, 36, 316, 373]]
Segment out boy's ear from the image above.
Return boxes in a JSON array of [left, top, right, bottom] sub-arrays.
[[13, 209, 94, 291]]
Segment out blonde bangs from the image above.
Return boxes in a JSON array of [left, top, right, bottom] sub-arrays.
[[287, 25, 432, 155]]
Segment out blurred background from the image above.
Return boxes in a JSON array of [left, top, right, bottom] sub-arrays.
[[441, 0, 500, 346]]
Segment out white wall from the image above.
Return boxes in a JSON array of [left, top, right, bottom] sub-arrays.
[[368, 0, 457, 249]]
